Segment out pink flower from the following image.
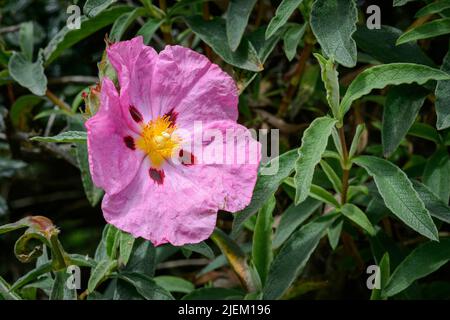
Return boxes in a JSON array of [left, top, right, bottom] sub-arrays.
[[85, 36, 261, 246]]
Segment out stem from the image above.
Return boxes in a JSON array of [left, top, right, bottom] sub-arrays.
[[45, 90, 73, 113], [159, 0, 174, 44], [49, 234, 68, 270], [338, 127, 350, 205], [277, 42, 313, 117]]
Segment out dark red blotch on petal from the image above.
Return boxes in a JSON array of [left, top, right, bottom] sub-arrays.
[[149, 168, 165, 185], [164, 108, 178, 127], [129, 105, 143, 123], [179, 149, 195, 166], [124, 136, 135, 150]]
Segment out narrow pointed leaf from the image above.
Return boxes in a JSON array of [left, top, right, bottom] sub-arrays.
[[263, 213, 338, 299], [341, 204, 376, 236], [384, 239, 450, 297], [397, 18, 450, 45], [265, 0, 303, 39], [436, 48, 450, 130], [211, 229, 257, 292], [412, 180, 450, 224], [252, 195, 275, 285], [283, 23, 306, 61], [340, 63, 450, 116], [294, 116, 337, 205], [353, 156, 438, 241], [84, 0, 117, 17], [315, 53, 340, 118], [415, 0, 450, 18], [31, 131, 87, 143], [226, 0, 258, 51], [382, 85, 428, 156], [185, 16, 263, 72], [423, 149, 450, 202], [310, 0, 358, 67]]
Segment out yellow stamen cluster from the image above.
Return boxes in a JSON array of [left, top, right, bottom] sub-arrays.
[[136, 116, 180, 168]]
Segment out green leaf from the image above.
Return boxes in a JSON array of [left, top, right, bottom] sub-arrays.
[[0, 217, 33, 235], [314, 53, 340, 118], [105, 224, 120, 259], [407, 123, 441, 143], [31, 131, 87, 143], [415, 0, 450, 18], [153, 276, 194, 294], [371, 252, 390, 300], [340, 204, 376, 236], [382, 85, 428, 156], [263, 213, 338, 299], [185, 16, 263, 72], [384, 239, 450, 297], [124, 239, 156, 277], [310, 0, 358, 68], [349, 124, 366, 159], [10, 262, 52, 291], [19, 22, 34, 60], [397, 18, 450, 45], [273, 198, 321, 249], [75, 142, 104, 207], [283, 23, 306, 61], [44, 6, 132, 65], [0, 276, 21, 300], [226, 0, 257, 51], [249, 26, 285, 64], [320, 160, 342, 194], [309, 184, 340, 208], [412, 180, 450, 224], [423, 148, 450, 202], [354, 25, 435, 66], [182, 242, 215, 260], [394, 0, 417, 6], [68, 254, 96, 268], [10, 95, 43, 129], [294, 116, 337, 205], [232, 149, 298, 236], [252, 195, 275, 285], [88, 259, 117, 293], [119, 273, 173, 300], [118, 231, 135, 268], [95, 224, 110, 261], [110, 8, 147, 42], [265, 0, 303, 39], [211, 229, 258, 292], [84, 0, 117, 17], [327, 218, 343, 250], [339, 63, 450, 117], [353, 156, 438, 241], [8, 52, 47, 96], [136, 18, 163, 44], [436, 48, 450, 130], [50, 270, 77, 300]]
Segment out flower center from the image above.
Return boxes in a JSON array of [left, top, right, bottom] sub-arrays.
[[136, 115, 180, 168]]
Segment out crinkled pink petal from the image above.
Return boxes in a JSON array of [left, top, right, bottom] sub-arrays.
[[102, 161, 219, 246], [107, 36, 157, 124], [176, 120, 261, 212], [146, 45, 238, 125], [85, 78, 144, 195]]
